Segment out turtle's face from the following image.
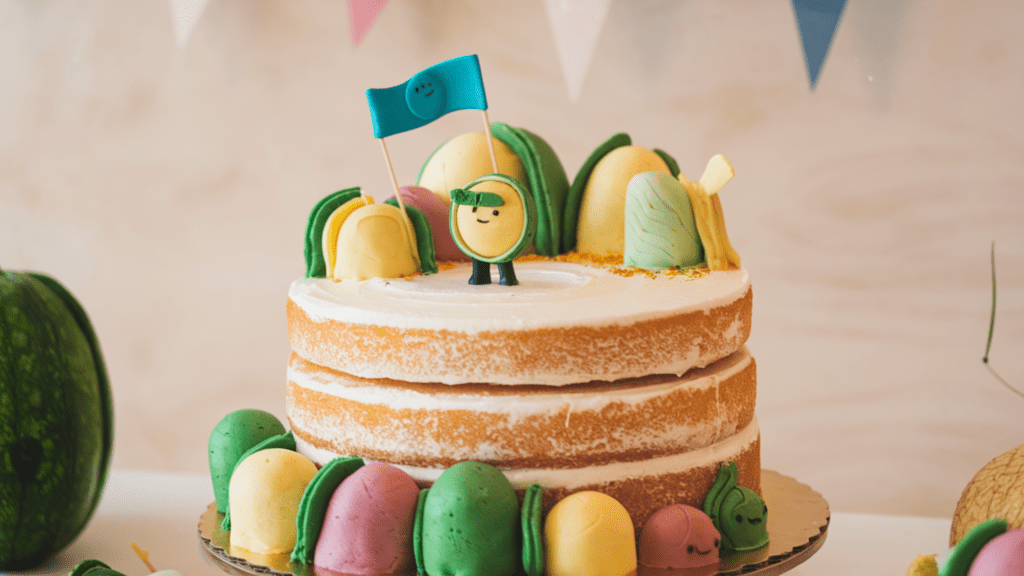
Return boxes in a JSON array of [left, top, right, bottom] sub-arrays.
[[455, 180, 525, 259], [720, 488, 768, 550]]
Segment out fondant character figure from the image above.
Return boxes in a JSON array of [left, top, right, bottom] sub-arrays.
[[449, 174, 537, 286], [703, 461, 769, 552], [638, 503, 721, 569]]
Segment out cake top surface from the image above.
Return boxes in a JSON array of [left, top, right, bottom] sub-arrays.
[[289, 257, 749, 334]]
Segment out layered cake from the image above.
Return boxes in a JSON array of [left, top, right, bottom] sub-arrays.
[[284, 119, 761, 530], [286, 258, 758, 527], [208, 56, 772, 574]]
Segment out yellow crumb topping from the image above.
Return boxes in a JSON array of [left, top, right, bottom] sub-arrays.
[[516, 253, 709, 280]]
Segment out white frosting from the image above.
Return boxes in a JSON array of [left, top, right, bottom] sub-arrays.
[[289, 261, 749, 334], [294, 416, 760, 491]]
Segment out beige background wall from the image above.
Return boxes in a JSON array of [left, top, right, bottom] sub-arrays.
[[2, 0, 1022, 519]]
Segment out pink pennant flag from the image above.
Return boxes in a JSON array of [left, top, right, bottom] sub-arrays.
[[349, 0, 389, 47]]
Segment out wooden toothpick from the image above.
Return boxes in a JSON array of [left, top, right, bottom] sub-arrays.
[[480, 109, 499, 173], [131, 542, 157, 573]]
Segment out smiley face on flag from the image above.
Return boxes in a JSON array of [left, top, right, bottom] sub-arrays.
[[367, 55, 488, 138]]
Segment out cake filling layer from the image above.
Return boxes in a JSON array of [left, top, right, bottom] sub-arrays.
[[287, 348, 755, 469]]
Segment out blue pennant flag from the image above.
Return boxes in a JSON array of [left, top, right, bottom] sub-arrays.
[[366, 54, 488, 139], [792, 0, 847, 89]]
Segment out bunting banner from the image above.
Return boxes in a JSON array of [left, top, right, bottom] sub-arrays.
[[792, 0, 848, 89], [544, 0, 612, 103], [349, 0, 389, 47], [166, 1, 855, 94], [169, 0, 211, 49]]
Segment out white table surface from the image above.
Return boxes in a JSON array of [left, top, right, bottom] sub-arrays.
[[1, 469, 953, 576]]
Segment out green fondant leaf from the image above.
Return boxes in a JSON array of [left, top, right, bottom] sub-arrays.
[[562, 133, 632, 253], [291, 456, 365, 564], [521, 484, 545, 576], [69, 560, 117, 576], [304, 188, 363, 278], [491, 122, 569, 257], [413, 488, 429, 575], [653, 148, 680, 178], [384, 199, 438, 275]]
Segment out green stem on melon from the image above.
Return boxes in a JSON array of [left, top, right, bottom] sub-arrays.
[[982, 242, 1024, 400]]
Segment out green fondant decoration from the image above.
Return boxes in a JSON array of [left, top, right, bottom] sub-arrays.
[[624, 171, 704, 270], [703, 461, 769, 552], [521, 484, 545, 576], [304, 187, 363, 278], [68, 560, 126, 576], [450, 189, 506, 207], [291, 456, 365, 564], [940, 517, 1008, 576], [383, 199, 438, 275], [562, 132, 632, 253], [209, 409, 286, 514], [221, 430, 296, 531], [449, 173, 538, 264], [490, 122, 570, 257], [419, 462, 521, 576], [653, 148, 680, 178], [413, 488, 429, 576]]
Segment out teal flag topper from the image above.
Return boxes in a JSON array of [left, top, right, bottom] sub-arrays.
[[366, 54, 488, 138], [792, 0, 847, 89], [450, 188, 505, 207]]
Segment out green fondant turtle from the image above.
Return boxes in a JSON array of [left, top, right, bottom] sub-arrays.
[[703, 461, 769, 552]]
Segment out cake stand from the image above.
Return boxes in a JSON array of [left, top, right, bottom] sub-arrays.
[[198, 470, 829, 576]]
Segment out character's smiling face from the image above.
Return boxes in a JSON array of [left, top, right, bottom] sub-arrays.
[[721, 489, 768, 550], [639, 503, 720, 569], [405, 71, 446, 120], [454, 180, 524, 259]]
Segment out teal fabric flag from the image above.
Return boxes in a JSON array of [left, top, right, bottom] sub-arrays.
[[366, 54, 488, 138], [792, 0, 847, 89]]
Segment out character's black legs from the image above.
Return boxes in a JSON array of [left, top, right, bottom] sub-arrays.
[[468, 259, 518, 286], [497, 262, 518, 286], [469, 258, 492, 285]]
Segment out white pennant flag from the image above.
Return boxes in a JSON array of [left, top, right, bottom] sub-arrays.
[[170, 0, 212, 49], [544, 0, 613, 102]]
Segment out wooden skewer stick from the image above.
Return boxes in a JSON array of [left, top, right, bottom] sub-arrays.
[[131, 542, 158, 573], [377, 137, 421, 269], [480, 109, 500, 173]]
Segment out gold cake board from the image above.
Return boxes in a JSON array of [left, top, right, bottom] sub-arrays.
[[198, 470, 829, 576]]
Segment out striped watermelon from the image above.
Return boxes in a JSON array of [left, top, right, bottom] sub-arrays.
[[0, 268, 114, 570]]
